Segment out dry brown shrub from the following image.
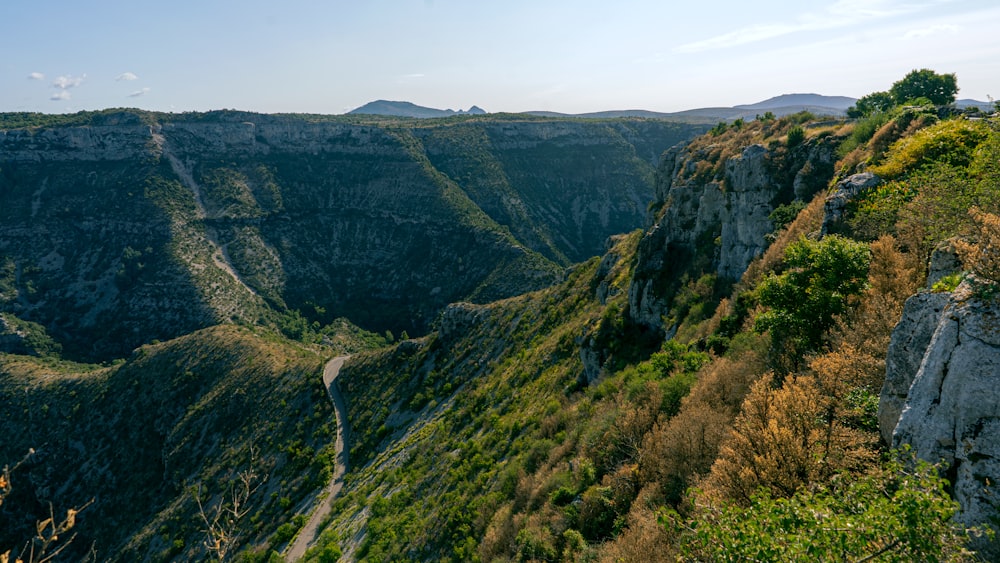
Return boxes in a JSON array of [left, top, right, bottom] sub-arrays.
[[637, 344, 769, 498], [705, 374, 825, 503], [706, 369, 877, 505], [479, 502, 517, 562], [688, 350, 767, 416], [866, 235, 925, 305], [809, 346, 879, 399], [827, 235, 924, 390], [513, 464, 561, 513], [807, 350, 880, 467], [836, 145, 868, 175], [956, 207, 1000, 287], [596, 485, 677, 563], [638, 401, 731, 495]]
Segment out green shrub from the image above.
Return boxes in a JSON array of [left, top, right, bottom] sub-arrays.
[[673, 454, 983, 561], [847, 180, 917, 239], [931, 272, 963, 293], [755, 235, 871, 368], [768, 201, 807, 233], [838, 111, 892, 157], [871, 119, 990, 179], [786, 125, 805, 148]]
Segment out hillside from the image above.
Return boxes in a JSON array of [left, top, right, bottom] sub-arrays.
[[3, 80, 1000, 562], [301, 107, 1000, 560], [0, 325, 334, 561], [0, 110, 704, 362]]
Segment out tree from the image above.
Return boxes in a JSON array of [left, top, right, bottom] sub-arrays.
[[847, 90, 894, 117], [890, 68, 958, 106], [1, 451, 93, 563], [754, 235, 871, 369]]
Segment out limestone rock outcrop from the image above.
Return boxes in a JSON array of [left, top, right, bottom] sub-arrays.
[[821, 172, 882, 235], [628, 134, 838, 331], [878, 291, 951, 444], [880, 283, 1000, 530], [439, 302, 490, 342]]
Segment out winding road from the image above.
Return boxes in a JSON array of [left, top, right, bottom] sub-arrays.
[[284, 355, 351, 562]]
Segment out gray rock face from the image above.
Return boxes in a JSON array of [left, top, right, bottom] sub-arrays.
[[881, 284, 1000, 530], [628, 137, 836, 330], [927, 240, 963, 288], [821, 172, 881, 235], [718, 144, 777, 280], [878, 291, 951, 444], [627, 145, 727, 328]]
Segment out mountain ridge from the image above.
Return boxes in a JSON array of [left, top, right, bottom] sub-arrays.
[[354, 93, 996, 123]]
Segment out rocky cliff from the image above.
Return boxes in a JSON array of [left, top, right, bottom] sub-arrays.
[[0, 110, 703, 361], [627, 124, 840, 330], [881, 281, 1000, 534]]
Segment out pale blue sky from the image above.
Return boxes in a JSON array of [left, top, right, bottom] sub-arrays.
[[2, 0, 998, 115]]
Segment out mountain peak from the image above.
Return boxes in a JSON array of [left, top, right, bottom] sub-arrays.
[[348, 100, 487, 118]]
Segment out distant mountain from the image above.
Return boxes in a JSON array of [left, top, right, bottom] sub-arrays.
[[735, 93, 855, 111], [348, 100, 487, 118], [956, 98, 995, 111], [527, 94, 857, 123]]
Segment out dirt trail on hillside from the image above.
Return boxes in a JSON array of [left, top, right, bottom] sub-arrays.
[[155, 132, 259, 297], [284, 355, 351, 561]]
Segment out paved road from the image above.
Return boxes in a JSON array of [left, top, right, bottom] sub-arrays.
[[284, 355, 351, 561]]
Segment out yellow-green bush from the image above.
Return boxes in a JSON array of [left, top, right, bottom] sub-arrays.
[[871, 118, 990, 179]]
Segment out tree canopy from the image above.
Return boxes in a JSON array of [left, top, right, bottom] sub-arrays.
[[754, 235, 871, 366], [890, 68, 958, 106], [848, 69, 959, 117], [847, 91, 894, 118]]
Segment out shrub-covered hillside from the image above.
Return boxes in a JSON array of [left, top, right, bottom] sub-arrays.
[[306, 73, 1000, 561], [0, 325, 342, 561]]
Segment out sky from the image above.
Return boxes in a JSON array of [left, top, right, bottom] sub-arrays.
[[2, 0, 999, 115]]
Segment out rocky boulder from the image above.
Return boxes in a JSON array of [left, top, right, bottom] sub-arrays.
[[821, 172, 882, 235]]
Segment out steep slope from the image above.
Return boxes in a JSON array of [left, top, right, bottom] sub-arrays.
[[628, 115, 840, 333], [298, 114, 849, 560], [0, 110, 703, 361], [0, 325, 336, 561], [303, 108, 1000, 560], [305, 233, 642, 561]]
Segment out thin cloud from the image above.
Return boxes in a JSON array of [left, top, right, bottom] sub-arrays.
[[128, 87, 151, 98], [902, 23, 959, 39], [28, 72, 45, 80], [50, 90, 71, 101], [116, 72, 138, 81], [674, 0, 946, 54], [53, 74, 86, 89]]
